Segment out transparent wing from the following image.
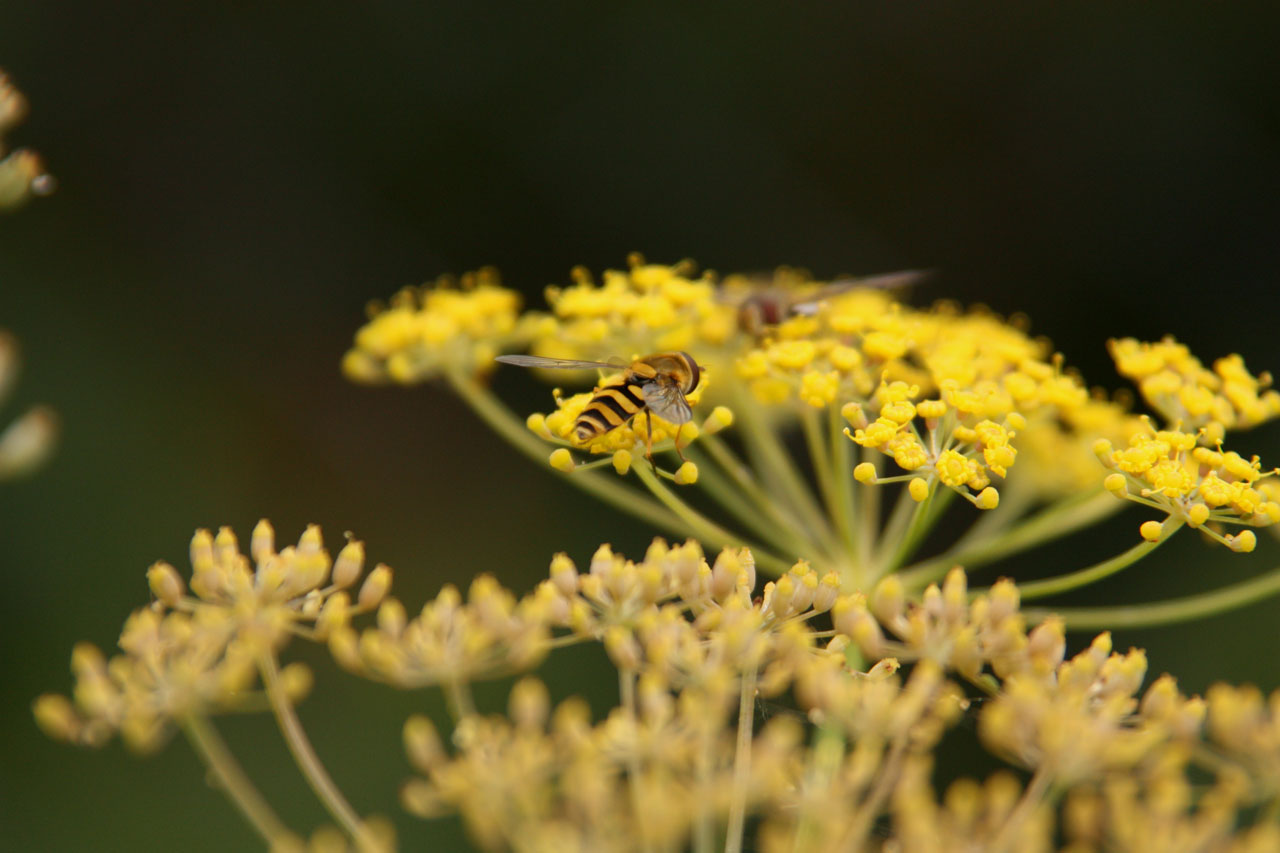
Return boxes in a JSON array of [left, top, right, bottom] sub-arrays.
[[791, 269, 932, 314], [642, 381, 693, 425], [495, 354, 626, 370]]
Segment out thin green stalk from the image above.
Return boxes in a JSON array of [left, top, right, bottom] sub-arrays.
[[1013, 521, 1182, 600], [443, 679, 477, 721], [790, 719, 845, 852], [724, 665, 758, 853], [699, 432, 824, 554], [684, 445, 817, 561], [856, 448, 880, 568], [260, 654, 380, 851], [448, 372, 687, 534], [800, 407, 842, 544], [731, 388, 842, 556], [899, 488, 1118, 588], [892, 485, 957, 573], [619, 669, 654, 853], [990, 764, 1053, 853], [1025, 562, 1280, 630], [181, 714, 295, 847], [828, 404, 861, 565], [634, 462, 794, 576], [871, 480, 930, 581]]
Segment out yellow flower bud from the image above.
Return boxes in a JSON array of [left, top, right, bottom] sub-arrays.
[[674, 461, 699, 485], [1139, 520, 1164, 542], [612, 449, 632, 475], [854, 462, 877, 484], [908, 477, 930, 502], [549, 448, 575, 472]]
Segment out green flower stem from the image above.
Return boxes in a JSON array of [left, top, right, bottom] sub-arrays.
[[893, 485, 957, 573], [799, 407, 843, 543], [731, 388, 842, 557], [899, 487, 1118, 589], [871, 481, 931, 581], [684, 445, 820, 562], [1026, 562, 1280, 630], [790, 718, 845, 851], [724, 664, 758, 853], [1013, 521, 1183, 601], [443, 679, 478, 721], [856, 448, 880, 567], [634, 463, 794, 576], [699, 432, 819, 551], [449, 373, 687, 534], [181, 713, 295, 847], [619, 669, 654, 853], [829, 404, 862, 560], [259, 654, 379, 852]]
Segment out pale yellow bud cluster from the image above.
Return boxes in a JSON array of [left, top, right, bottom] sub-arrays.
[[1096, 420, 1280, 549], [0, 330, 57, 479], [342, 269, 533, 383], [0, 71, 53, 211], [328, 573, 550, 688], [35, 522, 384, 751], [1110, 337, 1280, 435]]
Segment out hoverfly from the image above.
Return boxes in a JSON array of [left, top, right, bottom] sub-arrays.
[[725, 269, 931, 335], [495, 351, 702, 460]]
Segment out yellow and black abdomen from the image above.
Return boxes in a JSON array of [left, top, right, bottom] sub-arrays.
[[573, 378, 647, 443]]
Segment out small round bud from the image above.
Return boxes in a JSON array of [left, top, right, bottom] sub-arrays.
[[674, 461, 699, 485], [146, 561, 185, 607], [1187, 503, 1210, 527], [908, 477, 930, 502], [612, 449, 632, 475], [841, 401, 866, 428], [975, 487, 999, 510], [250, 519, 276, 563], [32, 694, 79, 742], [358, 564, 393, 609], [812, 572, 841, 613], [549, 448, 576, 472], [280, 662, 313, 702], [509, 677, 550, 730], [854, 462, 877, 484], [1229, 529, 1257, 553], [377, 597, 407, 637], [331, 540, 365, 589], [1104, 473, 1128, 495], [703, 406, 734, 434], [526, 412, 551, 437], [404, 715, 444, 772], [1139, 520, 1164, 542]]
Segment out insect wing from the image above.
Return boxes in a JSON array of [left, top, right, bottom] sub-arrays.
[[641, 381, 693, 425], [495, 355, 627, 370], [791, 269, 932, 315]]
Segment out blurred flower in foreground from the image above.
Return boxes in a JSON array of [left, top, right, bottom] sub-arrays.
[[41, 527, 1280, 850], [0, 70, 53, 210], [0, 329, 56, 479]]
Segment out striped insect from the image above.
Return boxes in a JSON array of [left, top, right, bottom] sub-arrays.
[[495, 351, 702, 460]]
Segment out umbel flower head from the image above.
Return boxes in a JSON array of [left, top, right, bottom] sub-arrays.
[[347, 256, 1280, 605], [35, 522, 389, 752]]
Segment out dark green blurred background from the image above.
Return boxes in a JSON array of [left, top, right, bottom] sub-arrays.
[[3, 3, 1279, 849]]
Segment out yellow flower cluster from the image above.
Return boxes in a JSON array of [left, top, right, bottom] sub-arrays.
[[35, 522, 391, 751], [1096, 419, 1280, 549], [343, 268, 534, 383], [0, 70, 52, 211], [1110, 337, 1280, 437]]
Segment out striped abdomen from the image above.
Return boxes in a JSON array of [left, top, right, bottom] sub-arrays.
[[573, 378, 647, 443]]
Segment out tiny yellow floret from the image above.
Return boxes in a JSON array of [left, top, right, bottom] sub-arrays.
[[1139, 520, 1164, 542], [1230, 530, 1257, 553], [674, 461, 699, 485], [703, 405, 734, 434], [549, 448, 576, 472], [612, 449, 632, 475], [975, 487, 999, 510], [1104, 473, 1128, 495], [854, 462, 877, 484], [908, 477, 930, 502]]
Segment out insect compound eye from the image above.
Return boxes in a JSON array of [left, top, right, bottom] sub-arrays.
[[679, 352, 701, 394]]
